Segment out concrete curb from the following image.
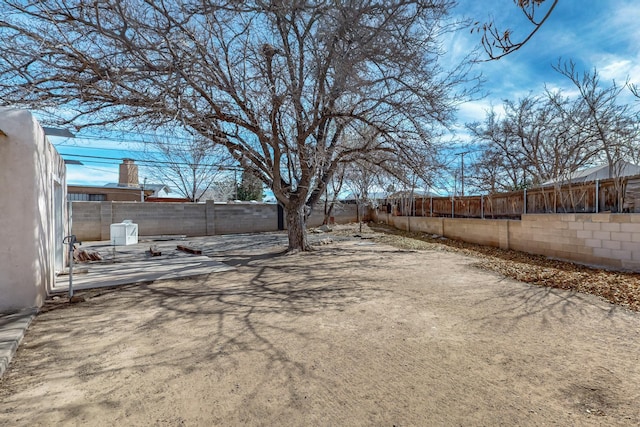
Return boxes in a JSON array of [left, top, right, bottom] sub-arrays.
[[0, 308, 37, 379]]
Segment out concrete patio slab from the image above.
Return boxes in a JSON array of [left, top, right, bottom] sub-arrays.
[[53, 255, 234, 293], [0, 309, 37, 379], [50, 234, 250, 294], [2, 238, 236, 379]]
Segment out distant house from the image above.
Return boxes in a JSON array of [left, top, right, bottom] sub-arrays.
[[68, 159, 170, 202], [386, 189, 441, 199], [542, 161, 640, 186]]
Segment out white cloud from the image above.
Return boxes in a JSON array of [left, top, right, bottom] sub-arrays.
[[543, 82, 581, 99], [598, 58, 635, 82], [607, 1, 640, 45], [456, 99, 498, 124], [591, 52, 640, 90]]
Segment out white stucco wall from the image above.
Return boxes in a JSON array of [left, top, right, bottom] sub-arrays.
[[0, 108, 67, 313]]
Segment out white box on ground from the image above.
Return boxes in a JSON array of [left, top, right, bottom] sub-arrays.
[[110, 220, 139, 246]]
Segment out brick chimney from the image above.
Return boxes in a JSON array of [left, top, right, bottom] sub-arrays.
[[118, 158, 139, 187]]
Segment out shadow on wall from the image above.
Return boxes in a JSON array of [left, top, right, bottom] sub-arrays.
[[0, 108, 67, 313]]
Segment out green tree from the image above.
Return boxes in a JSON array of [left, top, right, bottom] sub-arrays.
[[236, 170, 264, 202]]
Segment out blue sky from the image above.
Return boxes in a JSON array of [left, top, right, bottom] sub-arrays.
[[48, 0, 640, 187], [450, 0, 640, 132]]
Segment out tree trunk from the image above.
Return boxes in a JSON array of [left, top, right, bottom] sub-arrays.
[[323, 202, 336, 225], [285, 203, 310, 251]]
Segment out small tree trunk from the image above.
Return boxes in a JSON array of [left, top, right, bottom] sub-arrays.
[[285, 203, 310, 251], [323, 203, 335, 225]]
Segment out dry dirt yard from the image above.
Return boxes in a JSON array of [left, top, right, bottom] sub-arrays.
[[1, 225, 640, 426]]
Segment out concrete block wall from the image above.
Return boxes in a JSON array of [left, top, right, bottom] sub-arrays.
[[307, 204, 359, 227], [390, 216, 410, 231], [442, 218, 507, 249], [214, 204, 278, 235], [70, 202, 102, 241], [112, 202, 208, 238], [100, 202, 112, 241], [374, 213, 443, 235], [509, 214, 640, 270], [376, 215, 507, 249], [411, 217, 444, 236], [372, 210, 640, 271], [71, 202, 358, 241]]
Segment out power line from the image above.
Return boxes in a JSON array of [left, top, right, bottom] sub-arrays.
[[82, 166, 119, 174], [59, 152, 242, 170], [53, 143, 157, 154], [56, 129, 213, 147]]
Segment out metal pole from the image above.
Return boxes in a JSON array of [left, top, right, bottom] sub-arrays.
[[67, 200, 73, 238], [451, 196, 454, 218], [63, 235, 78, 298], [461, 153, 465, 197], [68, 240, 74, 298], [234, 170, 238, 200], [595, 179, 599, 213], [456, 151, 471, 198]]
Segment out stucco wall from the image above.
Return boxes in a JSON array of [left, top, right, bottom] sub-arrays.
[[0, 108, 67, 313], [372, 211, 640, 271], [71, 201, 358, 241]]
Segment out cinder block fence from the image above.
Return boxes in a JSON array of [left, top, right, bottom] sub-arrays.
[[71, 201, 358, 241], [373, 211, 640, 271]]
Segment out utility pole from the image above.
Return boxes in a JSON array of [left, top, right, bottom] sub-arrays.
[[456, 151, 471, 197], [234, 169, 238, 200]]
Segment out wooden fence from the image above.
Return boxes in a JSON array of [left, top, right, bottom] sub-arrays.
[[379, 175, 640, 219]]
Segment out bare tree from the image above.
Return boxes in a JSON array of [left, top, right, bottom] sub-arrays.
[[140, 134, 232, 202], [321, 163, 346, 225], [0, 0, 470, 250], [469, 62, 640, 211], [202, 177, 238, 202], [468, 93, 600, 192], [554, 61, 640, 210], [467, 143, 507, 194], [467, 107, 529, 191]]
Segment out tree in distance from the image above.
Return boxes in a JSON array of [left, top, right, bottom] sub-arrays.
[[236, 169, 264, 202], [140, 133, 233, 202]]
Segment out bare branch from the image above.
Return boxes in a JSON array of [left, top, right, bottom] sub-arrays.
[[474, 0, 558, 61]]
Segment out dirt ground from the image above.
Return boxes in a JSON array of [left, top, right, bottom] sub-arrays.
[[2, 225, 640, 426]]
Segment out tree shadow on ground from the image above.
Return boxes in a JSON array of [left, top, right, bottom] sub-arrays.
[[469, 274, 631, 333], [368, 222, 640, 312], [1, 246, 391, 424]]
